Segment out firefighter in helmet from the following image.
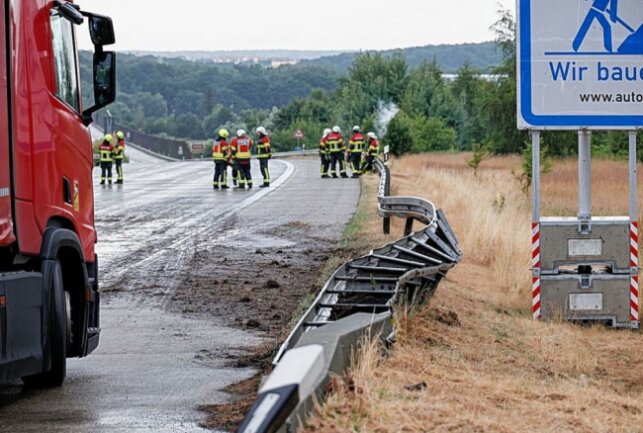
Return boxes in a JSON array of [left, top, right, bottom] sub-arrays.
[[99, 134, 114, 185], [326, 126, 347, 178], [230, 129, 254, 189], [212, 128, 230, 189], [360, 132, 380, 173], [255, 126, 271, 188], [113, 131, 126, 184], [347, 125, 365, 178], [319, 128, 331, 178]]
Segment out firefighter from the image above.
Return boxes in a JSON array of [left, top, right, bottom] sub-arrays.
[[212, 128, 230, 189], [98, 134, 114, 185], [319, 128, 331, 178], [113, 131, 126, 184], [360, 132, 380, 173], [347, 125, 365, 178], [255, 126, 271, 188], [230, 129, 253, 189], [326, 125, 347, 178]]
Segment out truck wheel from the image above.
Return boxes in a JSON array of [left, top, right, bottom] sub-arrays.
[[23, 260, 68, 387]]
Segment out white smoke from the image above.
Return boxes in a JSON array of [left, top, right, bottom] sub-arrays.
[[375, 101, 399, 138]]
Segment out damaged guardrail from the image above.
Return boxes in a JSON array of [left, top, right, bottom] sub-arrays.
[[237, 157, 462, 433]]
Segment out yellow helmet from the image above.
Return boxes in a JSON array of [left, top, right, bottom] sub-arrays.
[[116, 131, 125, 140], [104, 134, 113, 143], [218, 128, 229, 139]]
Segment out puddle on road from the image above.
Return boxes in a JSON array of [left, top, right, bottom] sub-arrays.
[[213, 233, 296, 249], [97, 413, 215, 433]]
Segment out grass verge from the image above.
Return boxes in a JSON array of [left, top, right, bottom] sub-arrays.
[[304, 153, 643, 433]]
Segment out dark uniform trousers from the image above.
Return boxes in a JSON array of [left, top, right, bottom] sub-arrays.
[[320, 153, 330, 177], [259, 158, 270, 186], [100, 162, 112, 183], [349, 152, 362, 176], [237, 160, 253, 187], [329, 152, 346, 177], [213, 160, 227, 187], [115, 159, 123, 181]]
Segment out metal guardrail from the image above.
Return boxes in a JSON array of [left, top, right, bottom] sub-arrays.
[[238, 157, 462, 433], [272, 150, 319, 159]]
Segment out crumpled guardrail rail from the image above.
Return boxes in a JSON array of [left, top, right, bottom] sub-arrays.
[[237, 157, 462, 433]]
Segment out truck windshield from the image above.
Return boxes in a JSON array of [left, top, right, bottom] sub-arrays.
[[50, 10, 80, 112]]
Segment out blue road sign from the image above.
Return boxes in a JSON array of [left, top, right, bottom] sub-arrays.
[[518, 0, 643, 129]]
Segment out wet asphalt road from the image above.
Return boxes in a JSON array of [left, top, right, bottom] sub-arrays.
[[0, 147, 359, 432]]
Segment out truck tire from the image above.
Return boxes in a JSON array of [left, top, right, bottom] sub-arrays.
[[23, 260, 68, 387]]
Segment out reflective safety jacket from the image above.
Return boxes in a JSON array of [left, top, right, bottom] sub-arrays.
[[256, 135, 271, 159], [99, 141, 114, 162], [113, 139, 126, 160], [326, 132, 345, 153], [212, 138, 229, 161], [231, 136, 253, 160], [319, 136, 329, 155], [367, 138, 380, 156], [348, 133, 365, 153]]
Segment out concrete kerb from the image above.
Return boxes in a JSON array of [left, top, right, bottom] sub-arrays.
[[237, 313, 393, 433]]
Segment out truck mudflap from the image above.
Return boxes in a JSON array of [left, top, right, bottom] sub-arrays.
[[0, 272, 44, 382], [84, 257, 100, 356]]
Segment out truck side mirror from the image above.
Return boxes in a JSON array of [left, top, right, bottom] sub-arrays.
[[87, 14, 115, 46], [82, 51, 116, 124]]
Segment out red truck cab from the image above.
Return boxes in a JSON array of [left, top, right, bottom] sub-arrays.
[[0, 0, 115, 386]]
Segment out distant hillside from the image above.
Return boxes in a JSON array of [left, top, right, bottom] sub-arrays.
[[127, 50, 349, 62], [126, 43, 502, 73], [300, 42, 502, 73]]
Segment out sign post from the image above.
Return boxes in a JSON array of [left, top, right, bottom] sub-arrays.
[[191, 143, 204, 159], [293, 128, 305, 150], [518, 0, 641, 328]]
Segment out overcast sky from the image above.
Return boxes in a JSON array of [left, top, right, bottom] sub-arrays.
[[77, 0, 516, 52]]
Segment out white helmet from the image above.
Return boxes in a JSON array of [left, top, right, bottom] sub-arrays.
[[352, 125, 360, 132], [367, 132, 377, 140], [256, 126, 267, 135], [332, 125, 341, 133], [323, 128, 332, 137], [237, 129, 246, 137]]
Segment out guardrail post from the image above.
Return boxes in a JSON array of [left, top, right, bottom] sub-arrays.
[[383, 217, 391, 235], [404, 218, 414, 237], [383, 164, 392, 234]]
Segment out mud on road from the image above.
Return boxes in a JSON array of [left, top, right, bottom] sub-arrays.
[[172, 221, 336, 335], [0, 150, 359, 433], [106, 155, 360, 431], [167, 173, 361, 430], [171, 221, 340, 430]]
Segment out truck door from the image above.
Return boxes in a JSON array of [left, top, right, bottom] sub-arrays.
[[0, 0, 15, 248]]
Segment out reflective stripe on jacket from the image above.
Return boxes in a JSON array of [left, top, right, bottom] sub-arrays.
[[319, 137, 329, 154], [256, 135, 271, 159], [348, 133, 365, 152], [212, 139, 229, 160], [99, 142, 113, 162], [232, 136, 253, 160], [326, 132, 344, 152], [367, 139, 380, 156], [113, 140, 126, 160]]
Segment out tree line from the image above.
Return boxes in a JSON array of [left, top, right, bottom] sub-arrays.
[[268, 11, 642, 158], [83, 11, 642, 157], [80, 52, 339, 142]]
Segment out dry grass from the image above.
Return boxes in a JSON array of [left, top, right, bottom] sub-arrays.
[[303, 153, 643, 433]]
